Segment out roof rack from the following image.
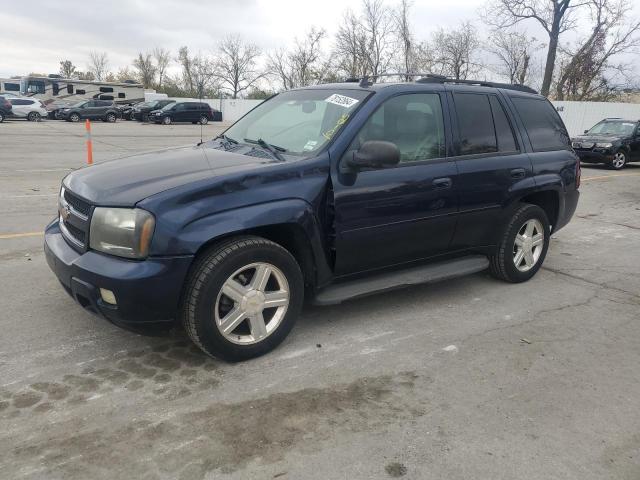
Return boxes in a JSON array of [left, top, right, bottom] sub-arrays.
[[416, 76, 538, 94], [351, 72, 538, 94]]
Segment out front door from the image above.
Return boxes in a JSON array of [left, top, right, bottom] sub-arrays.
[[333, 92, 458, 275]]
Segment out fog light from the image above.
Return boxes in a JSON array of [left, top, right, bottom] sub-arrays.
[[100, 288, 117, 305]]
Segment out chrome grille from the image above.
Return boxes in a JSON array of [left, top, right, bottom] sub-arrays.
[[59, 187, 92, 251]]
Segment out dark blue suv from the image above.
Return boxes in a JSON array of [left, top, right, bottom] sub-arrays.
[[45, 76, 580, 361]]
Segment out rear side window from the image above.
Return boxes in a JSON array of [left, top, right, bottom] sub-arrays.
[[11, 99, 32, 105], [511, 97, 570, 151], [454, 93, 497, 155], [489, 96, 517, 152]]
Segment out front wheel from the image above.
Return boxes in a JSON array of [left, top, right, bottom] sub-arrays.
[[199, 115, 209, 125], [27, 112, 41, 122], [181, 236, 304, 361], [610, 150, 627, 170], [162, 116, 172, 125], [0, 112, 4, 123], [69, 113, 80, 122], [489, 204, 550, 283], [105, 112, 117, 123]]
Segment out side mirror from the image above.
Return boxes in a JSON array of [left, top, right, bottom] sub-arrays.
[[583, 129, 589, 134], [348, 141, 400, 170]]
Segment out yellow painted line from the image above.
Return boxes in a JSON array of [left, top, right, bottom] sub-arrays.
[[0, 231, 43, 239], [582, 173, 640, 182]]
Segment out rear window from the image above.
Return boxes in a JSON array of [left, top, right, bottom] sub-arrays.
[[511, 97, 570, 151], [454, 93, 497, 155]]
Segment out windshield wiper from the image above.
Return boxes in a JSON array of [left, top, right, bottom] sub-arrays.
[[243, 138, 286, 161], [212, 134, 239, 149]]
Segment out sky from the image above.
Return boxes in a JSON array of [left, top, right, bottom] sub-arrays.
[[0, 0, 637, 84]]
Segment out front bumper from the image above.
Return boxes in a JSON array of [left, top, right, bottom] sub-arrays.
[[44, 219, 193, 326], [575, 150, 613, 164]]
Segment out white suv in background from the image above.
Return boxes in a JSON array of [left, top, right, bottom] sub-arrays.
[[9, 98, 48, 121]]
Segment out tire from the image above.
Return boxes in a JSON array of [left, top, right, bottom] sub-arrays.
[[182, 236, 304, 361], [69, 113, 80, 123], [199, 115, 208, 125], [0, 112, 4, 123], [129, 112, 135, 121], [489, 204, 550, 283], [162, 116, 172, 125], [610, 150, 627, 170], [105, 112, 117, 123], [27, 112, 41, 122]]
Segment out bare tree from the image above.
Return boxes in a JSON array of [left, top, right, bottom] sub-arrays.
[[115, 67, 136, 83], [87, 51, 109, 81], [555, 0, 640, 100], [177, 46, 195, 93], [153, 47, 171, 88], [268, 27, 326, 90], [393, 0, 414, 79], [132, 52, 157, 88], [214, 35, 264, 99], [431, 22, 481, 80], [334, 9, 369, 78], [484, 0, 588, 96], [488, 30, 539, 84], [59, 60, 77, 78], [360, 0, 395, 77]]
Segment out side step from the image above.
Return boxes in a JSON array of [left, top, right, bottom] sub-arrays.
[[313, 255, 489, 306]]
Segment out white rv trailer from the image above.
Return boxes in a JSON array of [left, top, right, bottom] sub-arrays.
[[0, 76, 144, 106]]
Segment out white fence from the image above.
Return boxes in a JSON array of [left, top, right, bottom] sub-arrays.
[[551, 101, 640, 136], [163, 97, 263, 123]]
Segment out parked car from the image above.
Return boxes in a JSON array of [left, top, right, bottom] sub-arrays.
[[45, 76, 580, 361], [116, 102, 142, 120], [150, 101, 213, 125], [571, 118, 640, 170], [0, 95, 12, 122], [8, 97, 48, 121], [58, 100, 119, 122], [132, 100, 175, 121], [46, 100, 73, 119]]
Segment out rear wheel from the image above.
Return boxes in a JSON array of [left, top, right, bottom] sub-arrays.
[[69, 113, 80, 122], [489, 204, 550, 283], [610, 150, 627, 170], [182, 236, 304, 361], [27, 112, 41, 122], [0, 111, 4, 123], [199, 115, 209, 125], [162, 116, 172, 125]]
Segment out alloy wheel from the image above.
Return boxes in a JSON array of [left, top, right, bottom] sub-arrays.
[[513, 219, 545, 272], [214, 262, 290, 345], [612, 152, 626, 169]]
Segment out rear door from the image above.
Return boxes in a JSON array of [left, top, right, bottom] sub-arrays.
[[333, 91, 458, 274], [631, 122, 640, 161], [448, 89, 534, 249]]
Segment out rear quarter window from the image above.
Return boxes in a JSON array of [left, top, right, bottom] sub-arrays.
[[511, 97, 570, 152]]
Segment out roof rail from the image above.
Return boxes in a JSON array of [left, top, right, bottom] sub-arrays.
[[345, 72, 538, 94], [416, 76, 538, 94], [358, 73, 438, 87]]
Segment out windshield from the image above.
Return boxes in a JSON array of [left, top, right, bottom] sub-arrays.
[[223, 89, 371, 156], [587, 120, 636, 136], [70, 101, 86, 108], [161, 102, 176, 111]]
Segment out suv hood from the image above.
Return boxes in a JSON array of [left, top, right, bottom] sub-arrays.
[[64, 144, 276, 206], [572, 134, 624, 143]]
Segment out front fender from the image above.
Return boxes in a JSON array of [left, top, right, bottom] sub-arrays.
[[151, 199, 333, 286]]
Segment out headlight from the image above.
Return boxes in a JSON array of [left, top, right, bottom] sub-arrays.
[[595, 142, 613, 148], [90, 208, 155, 259]]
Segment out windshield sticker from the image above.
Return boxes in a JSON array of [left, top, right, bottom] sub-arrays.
[[323, 113, 350, 140], [303, 140, 318, 151], [325, 94, 359, 108]]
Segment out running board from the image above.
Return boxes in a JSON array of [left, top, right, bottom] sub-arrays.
[[313, 255, 489, 306]]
